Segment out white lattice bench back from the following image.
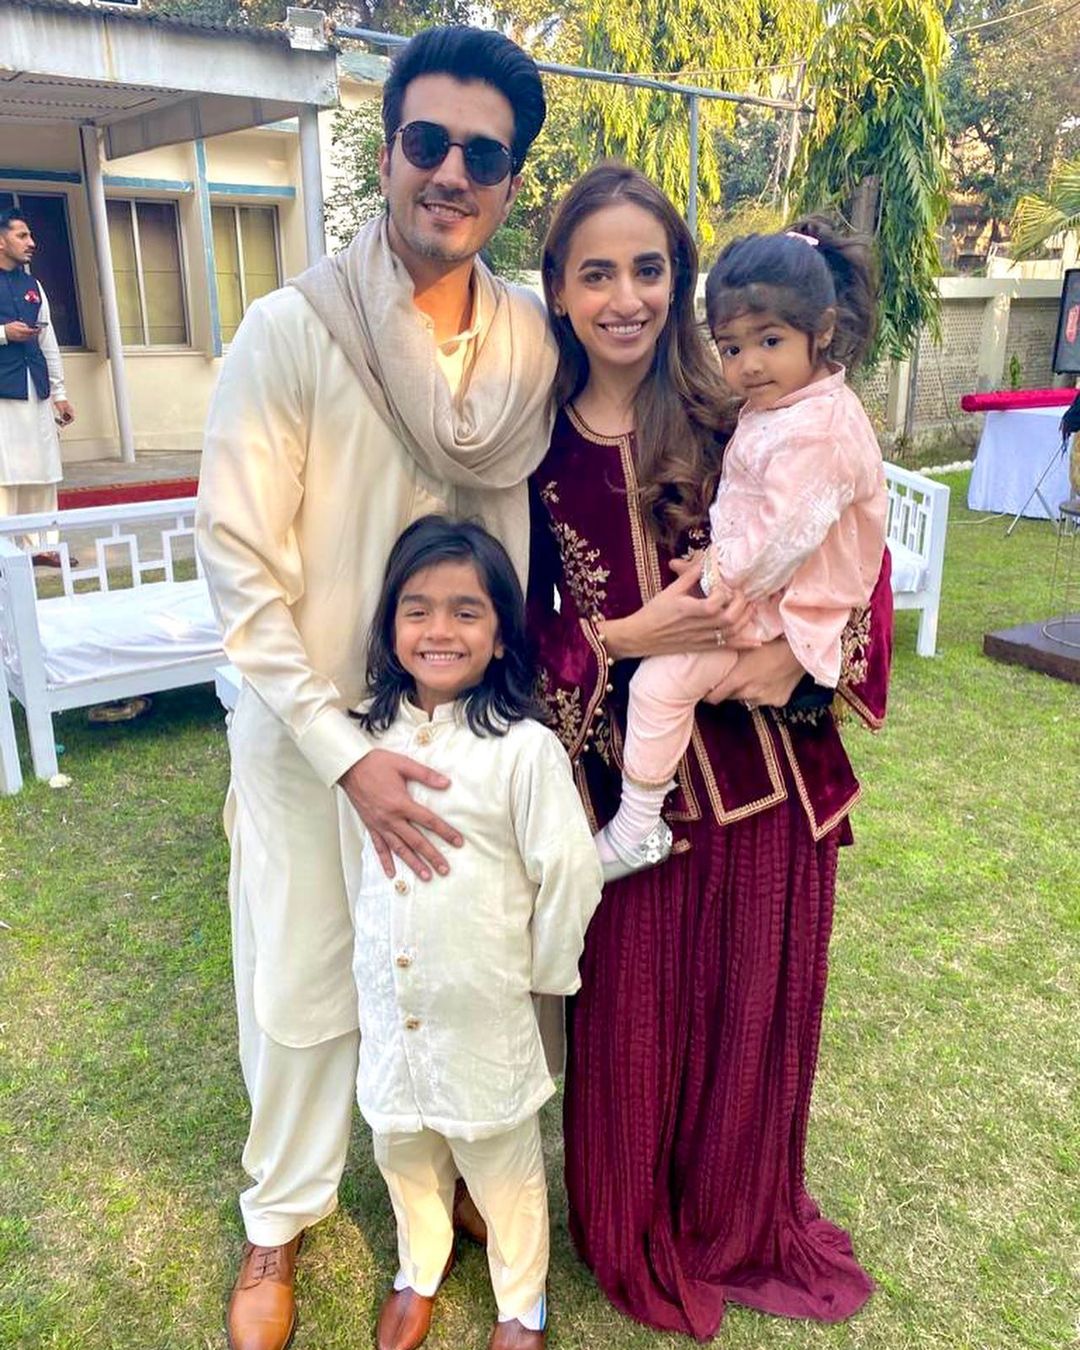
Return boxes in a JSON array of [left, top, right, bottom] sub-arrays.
[[0, 498, 223, 783], [883, 463, 950, 656]]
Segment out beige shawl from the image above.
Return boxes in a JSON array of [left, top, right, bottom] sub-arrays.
[[291, 215, 557, 582]]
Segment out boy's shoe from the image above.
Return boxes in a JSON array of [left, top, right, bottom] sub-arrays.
[[226, 1231, 303, 1350], [377, 1288, 438, 1350], [595, 820, 673, 883], [489, 1320, 546, 1349], [376, 1252, 454, 1350]]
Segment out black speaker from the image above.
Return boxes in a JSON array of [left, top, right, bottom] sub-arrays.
[[1052, 268, 1080, 374]]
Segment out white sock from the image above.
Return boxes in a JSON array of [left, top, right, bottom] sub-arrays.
[[602, 777, 669, 858]]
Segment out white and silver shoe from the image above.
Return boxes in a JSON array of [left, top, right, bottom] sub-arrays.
[[595, 820, 674, 883]]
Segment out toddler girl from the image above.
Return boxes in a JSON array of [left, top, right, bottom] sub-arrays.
[[599, 219, 887, 878], [338, 514, 602, 1350]]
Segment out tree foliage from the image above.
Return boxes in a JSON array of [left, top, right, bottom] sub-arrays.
[[561, 0, 819, 241], [1010, 158, 1080, 260], [323, 101, 385, 249], [942, 0, 1080, 243], [793, 0, 950, 361], [142, 0, 470, 31]]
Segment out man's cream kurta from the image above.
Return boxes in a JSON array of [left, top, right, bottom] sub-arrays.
[[341, 699, 602, 1141], [198, 285, 474, 1047]]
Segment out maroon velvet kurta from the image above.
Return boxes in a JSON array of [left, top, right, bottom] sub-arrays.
[[529, 408, 891, 1339]]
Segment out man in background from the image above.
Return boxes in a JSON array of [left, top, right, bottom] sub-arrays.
[[0, 209, 75, 564]]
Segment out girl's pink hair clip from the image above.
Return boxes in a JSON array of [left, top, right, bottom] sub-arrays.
[[785, 230, 819, 246]]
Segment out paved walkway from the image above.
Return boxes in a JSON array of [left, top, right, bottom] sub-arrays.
[[62, 449, 201, 490]]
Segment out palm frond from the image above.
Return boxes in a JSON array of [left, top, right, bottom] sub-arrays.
[[1009, 159, 1080, 260]]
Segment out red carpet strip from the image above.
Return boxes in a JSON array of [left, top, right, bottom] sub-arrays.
[[57, 478, 199, 510]]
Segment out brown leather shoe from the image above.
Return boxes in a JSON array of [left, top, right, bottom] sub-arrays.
[[488, 1318, 546, 1350], [376, 1252, 454, 1350], [452, 1178, 488, 1246], [226, 1232, 303, 1350]]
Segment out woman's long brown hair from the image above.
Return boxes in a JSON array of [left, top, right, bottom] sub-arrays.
[[541, 163, 732, 548]]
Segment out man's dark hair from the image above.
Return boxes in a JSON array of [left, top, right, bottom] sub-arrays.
[[382, 26, 546, 174], [0, 209, 28, 234]]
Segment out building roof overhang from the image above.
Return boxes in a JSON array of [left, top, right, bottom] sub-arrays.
[[0, 0, 338, 158]]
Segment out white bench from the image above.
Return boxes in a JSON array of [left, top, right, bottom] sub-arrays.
[[883, 462, 949, 656], [0, 657, 21, 793], [0, 469, 946, 789], [215, 661, 242, 713], [0, 498, 223, 782]]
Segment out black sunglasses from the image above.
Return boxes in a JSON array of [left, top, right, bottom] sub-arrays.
[[392, 121, 515, 187]]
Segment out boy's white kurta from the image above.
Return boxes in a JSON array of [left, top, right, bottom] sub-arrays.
[[340, 699, 603, 1141], [198, 285, 472, 1047]]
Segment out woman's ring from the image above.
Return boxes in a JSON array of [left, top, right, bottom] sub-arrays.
[[715, 629, 725, 647]]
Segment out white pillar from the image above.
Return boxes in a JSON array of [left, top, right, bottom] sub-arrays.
[[298, 105, 326, 264], [976, 289, 1011, 393], [79, 123, 135, 464]]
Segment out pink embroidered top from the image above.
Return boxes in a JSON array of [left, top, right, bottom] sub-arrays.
[[704, 365, 887, 686]]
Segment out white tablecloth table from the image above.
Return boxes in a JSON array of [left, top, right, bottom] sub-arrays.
[[967, 406, 1071, 520]]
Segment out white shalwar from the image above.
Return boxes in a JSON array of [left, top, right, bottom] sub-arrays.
[[338, 697, 603, 1321], [0, 286, 64, 538]]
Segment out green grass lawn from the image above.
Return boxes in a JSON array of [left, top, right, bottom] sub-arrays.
[[1, 472, 1078, 1350]]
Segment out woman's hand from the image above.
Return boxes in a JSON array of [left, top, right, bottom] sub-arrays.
[[704, 637, 805, 708], [602, 556, 757, 660]]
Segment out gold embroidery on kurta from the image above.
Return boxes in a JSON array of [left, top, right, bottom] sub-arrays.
[[835, 602, 884, 729], [537, 670, 583, 753], [839, 603, 871, 686], [539, 480, 610, 619]]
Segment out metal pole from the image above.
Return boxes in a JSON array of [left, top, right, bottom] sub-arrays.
[[298, 104, 327, 264], [687, 94, 700, 241], [780, 60, 806, 218], [335, 27, 812, 115], [79, 123, 135, 464]]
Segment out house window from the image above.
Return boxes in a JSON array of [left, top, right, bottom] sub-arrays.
[[211, 205, 281, 342], [0, 189, 83, 348], [105, 199, 188, 346]]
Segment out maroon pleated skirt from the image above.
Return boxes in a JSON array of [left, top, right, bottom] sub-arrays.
[[564, 789, 874, 1339]]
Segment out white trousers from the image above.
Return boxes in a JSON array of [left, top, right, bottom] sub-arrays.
[[374, 1119, 549, 1322], [234, 877, 359, 1245], [0, 482, 57, 548]]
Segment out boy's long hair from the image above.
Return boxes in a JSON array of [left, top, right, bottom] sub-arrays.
[[705, 215, 877, 371], [356, 515, 544, 738], [541, 163, 731, 549]]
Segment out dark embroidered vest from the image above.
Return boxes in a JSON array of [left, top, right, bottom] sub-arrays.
[[0, 267, 50, 401]]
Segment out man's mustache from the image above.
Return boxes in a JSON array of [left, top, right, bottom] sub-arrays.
[[417, 191, 476, 216]]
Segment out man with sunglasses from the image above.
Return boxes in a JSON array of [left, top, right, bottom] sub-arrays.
[[198, 26, 556, 1350]]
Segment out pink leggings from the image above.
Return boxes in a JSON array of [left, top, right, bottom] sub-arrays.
[[623, 648, 740, 786]]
